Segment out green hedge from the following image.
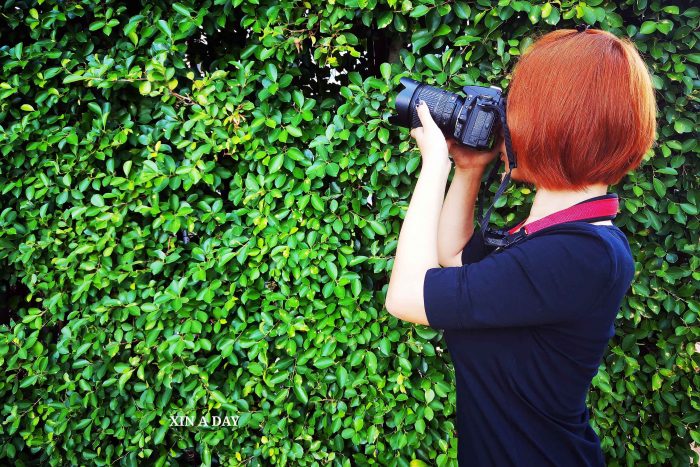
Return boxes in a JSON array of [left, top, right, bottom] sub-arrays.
[[0, 0, 698, 465]]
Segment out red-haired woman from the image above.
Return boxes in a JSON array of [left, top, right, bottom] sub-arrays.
[[385, 28, 656, 466]]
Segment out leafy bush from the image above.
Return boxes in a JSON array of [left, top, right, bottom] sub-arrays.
[[0, 0, 697, 465]]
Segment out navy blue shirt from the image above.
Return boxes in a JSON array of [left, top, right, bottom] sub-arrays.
[[423, 221, 635, 466]]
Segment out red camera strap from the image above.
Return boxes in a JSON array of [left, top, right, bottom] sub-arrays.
[[507, 196, 620, 236]]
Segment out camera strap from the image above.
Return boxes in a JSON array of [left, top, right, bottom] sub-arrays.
[[481, 193, 620, 250], [475, 101, 620, 250], [475, 99, 518, 245]]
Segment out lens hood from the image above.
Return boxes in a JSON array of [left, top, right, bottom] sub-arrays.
[[388, 77, 421, 127]]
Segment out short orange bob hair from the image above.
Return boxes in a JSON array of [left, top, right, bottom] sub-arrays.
[[506, 28, 657, 190]]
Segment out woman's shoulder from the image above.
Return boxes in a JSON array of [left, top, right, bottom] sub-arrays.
[[529, 221, 632, 255], [464, 221, 629, 265], [518, 221, 635, 285]]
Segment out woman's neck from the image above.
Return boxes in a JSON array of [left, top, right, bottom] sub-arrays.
[[526, 183, 609, 223]]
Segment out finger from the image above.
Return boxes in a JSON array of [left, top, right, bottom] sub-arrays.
[[412, 127, 423, 139], [416, 101, 435, 129]]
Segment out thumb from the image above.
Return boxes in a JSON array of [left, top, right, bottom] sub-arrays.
[[416, 101, 435, 128]]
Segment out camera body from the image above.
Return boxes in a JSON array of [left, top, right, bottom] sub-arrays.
[[388, 77, 504, 150]]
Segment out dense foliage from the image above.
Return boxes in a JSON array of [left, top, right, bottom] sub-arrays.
[[0, 0, 698, 465]]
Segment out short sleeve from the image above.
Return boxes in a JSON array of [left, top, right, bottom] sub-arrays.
[[424, 231, 613, 330]]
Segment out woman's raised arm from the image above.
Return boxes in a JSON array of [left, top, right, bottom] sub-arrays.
[[437, 135, 504, 267], [437, 166, 486, 267]]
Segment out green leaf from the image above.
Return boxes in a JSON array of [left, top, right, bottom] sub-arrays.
[[541, 2, 552, 18], [640, 21, 657, 34], [409, 5, 430, 17], [314, 357, 335, 369], [581, 5, 596, 25], [369, 221, 387, 235], [202, 446, 212, 466], [210, 390, 227, 404], [326, 261, 338, 280], [543, 6, 560, 25], [89, 21, 105, 31], [680, 203, 698, 215], [454, 35, 480, 46], [91, 194, 105, 207], [310, 193, 324, 211], [528, 5, 542, 24], [286, 125, 302, 137], [656, 19, 673, 34], [172, 3, 191, 16], [20, 375, 38, 388], [325, 162, 340, 177], [423, 54, 442, 71], [118, 369, 133, 391], [248, 362, 263, 376], [662, 5, 679, 14], [411, 30, 432, 52], [366, 351, 377, 373], [157, 19, 171, 37], [293, 384, 308, 404], [265, 63, 278, 82], [63, 74, 87, 84], [380, 62, 391, 81], [673, 119, 693, 134], [435, 24, 451, 37], [74, 419, 92, 430], [377, 11, 393, 28], [406, 156, 420, 174], [20, 104, 34, 112], [453, 2, 471, 20], [87, 102, 102, 115], [269, 154, 284, 172], [336, 366, 348, 388], [687, 53, 700, 65], [153, 425, 168, 444], [394, 14, 407, 32], [690, 430, 700, 445]]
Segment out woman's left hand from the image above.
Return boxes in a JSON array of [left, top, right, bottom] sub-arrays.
[[410, 100, 451, 169]]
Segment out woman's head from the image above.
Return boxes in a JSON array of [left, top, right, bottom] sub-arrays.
[[503, 28, 657, 191]]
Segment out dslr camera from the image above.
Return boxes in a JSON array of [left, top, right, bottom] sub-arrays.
[[388, 77, 505, 151]]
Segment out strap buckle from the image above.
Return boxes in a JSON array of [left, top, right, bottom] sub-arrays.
[[482, 226, 527, 250]]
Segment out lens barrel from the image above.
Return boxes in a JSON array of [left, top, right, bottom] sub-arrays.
[[389, 77, 463, 135]]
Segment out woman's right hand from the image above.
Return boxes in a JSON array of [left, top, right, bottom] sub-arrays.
[[447, 128, 505, 171]]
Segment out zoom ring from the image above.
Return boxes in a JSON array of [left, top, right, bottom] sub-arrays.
[[412, 86, 459, 133]]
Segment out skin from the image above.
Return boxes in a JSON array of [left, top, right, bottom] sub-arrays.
[[385, 101, 611, 326]]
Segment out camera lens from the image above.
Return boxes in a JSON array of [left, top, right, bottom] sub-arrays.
[[389, 77, 463, 137]]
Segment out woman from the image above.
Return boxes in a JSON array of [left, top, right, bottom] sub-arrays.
[[385, 28, 656, 466]]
